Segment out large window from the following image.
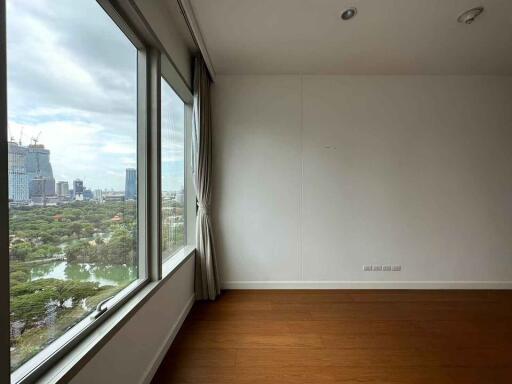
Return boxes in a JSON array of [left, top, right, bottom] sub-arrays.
[[161, 77, 186, 262], [7, 0, 141, 374]]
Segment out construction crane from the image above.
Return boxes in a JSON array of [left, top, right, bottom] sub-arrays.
[[30, 131, 47, 206], [31, 131, 42, 146]]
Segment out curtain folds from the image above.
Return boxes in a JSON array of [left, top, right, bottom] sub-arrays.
[[192, 57, 220, 300]]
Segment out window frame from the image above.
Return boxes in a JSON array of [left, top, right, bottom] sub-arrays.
[[160, 73, 189, 264], [2, 0, 196, 381], [3, 0, 166, 382], [160, 50, 195, 251]]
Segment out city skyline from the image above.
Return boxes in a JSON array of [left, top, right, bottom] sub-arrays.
[[7, 138, 128, 197], [8, 137, 184, 192], [8, 138, 184, 205], [8, 140, 152, 205]]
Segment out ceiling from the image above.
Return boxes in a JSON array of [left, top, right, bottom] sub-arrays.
[[188, 0, 512, 75]]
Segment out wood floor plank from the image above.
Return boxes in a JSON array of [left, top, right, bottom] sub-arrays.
[[320, 332, 512, 350], [181, 319, 291, 334], [158, 347, 237, 368], [286, 319, 425, 335], [349, 290, 512, 302], [235, 347, 512, 368], [152, 290, 512, 384], [172, 331, 324, 349]]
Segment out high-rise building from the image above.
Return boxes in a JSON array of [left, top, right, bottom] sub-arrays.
[[94, 189, 104, 202], [83, 189, 93, 201], [29, 176, 54, 199], [73, 179, 84, 201], [8, 141, 29, 202], [30, 176, 51, 198], [125, 168, 137, 200], [26, 143, 55, 197], [56, 181, 69, 197]]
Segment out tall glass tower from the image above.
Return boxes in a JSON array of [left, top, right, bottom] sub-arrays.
[[7, 141, 29, 202], [125, 168, 137, 200], [26, 143, 55, 197]]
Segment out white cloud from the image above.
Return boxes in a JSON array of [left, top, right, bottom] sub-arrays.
[[101, 143, 136, 155]]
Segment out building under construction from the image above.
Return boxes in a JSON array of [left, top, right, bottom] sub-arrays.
[[7, 137, 56, 203]]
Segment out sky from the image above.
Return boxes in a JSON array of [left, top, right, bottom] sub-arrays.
[[6, 0, 185, 191]]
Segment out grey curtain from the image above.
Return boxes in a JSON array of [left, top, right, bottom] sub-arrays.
[[192, 57, 220, 300]]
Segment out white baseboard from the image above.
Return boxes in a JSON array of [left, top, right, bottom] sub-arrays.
[[222, 281, 512, 290], [141, 293, 195, 384]]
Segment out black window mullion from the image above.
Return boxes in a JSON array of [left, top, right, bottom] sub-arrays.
[[0, 1, 11, 381]]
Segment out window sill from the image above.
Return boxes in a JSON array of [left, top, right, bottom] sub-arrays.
[[162, 246, 195, 278], [35, 246, 195, 384]]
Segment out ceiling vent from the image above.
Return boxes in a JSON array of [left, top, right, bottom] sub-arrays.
[[457, 7, 484, 24]]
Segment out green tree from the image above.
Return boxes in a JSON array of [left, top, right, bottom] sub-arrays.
[[65, 241, 93, 262], [10, 243, 33, 261], [10, 270, 29, 285], [10, 278, 103, 333]]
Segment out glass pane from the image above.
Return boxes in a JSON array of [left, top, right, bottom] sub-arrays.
[[7, 0, 139, 371], [161, 78, 185, 262]]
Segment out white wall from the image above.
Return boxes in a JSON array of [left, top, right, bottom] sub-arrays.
[[212, 75, 512, 288], [70, 256, 194, 384]]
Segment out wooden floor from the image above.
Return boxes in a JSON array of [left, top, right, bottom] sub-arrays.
[[152, 290, 512, 384]]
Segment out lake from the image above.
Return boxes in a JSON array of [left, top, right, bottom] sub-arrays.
[[31, 261, 137, 287]]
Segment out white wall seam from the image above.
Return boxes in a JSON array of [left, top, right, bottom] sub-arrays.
[[299, 75, 304, 281]]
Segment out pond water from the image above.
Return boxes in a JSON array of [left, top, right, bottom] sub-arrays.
[[31, 261, 137, 287]]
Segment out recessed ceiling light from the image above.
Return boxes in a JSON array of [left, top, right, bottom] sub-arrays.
[[457, 6, 484, 24], [341, 7, 357, 21]]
